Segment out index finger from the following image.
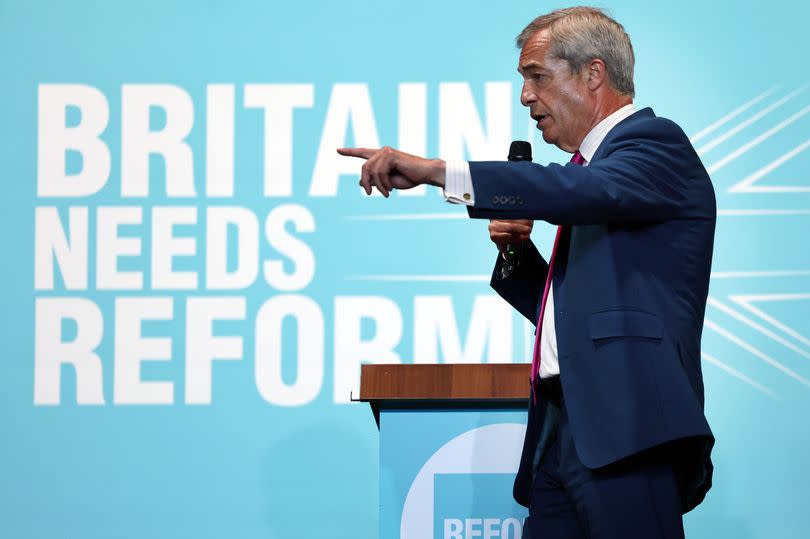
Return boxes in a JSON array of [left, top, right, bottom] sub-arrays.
[[336, 147, 377, 159]]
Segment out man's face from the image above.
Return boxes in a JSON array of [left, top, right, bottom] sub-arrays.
[[518, 29, 594, 152]]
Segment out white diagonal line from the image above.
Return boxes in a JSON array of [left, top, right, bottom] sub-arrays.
[[349, 209, 810, 221], [346, 212, 467, 221], [711, 270, 810, 278], [707, 104, 810, 175], [729, 137, 810, 192], [524, 318, 535, 361], [731, 185, 810, 194], [353, 271, 810, 282], [702, 351, 778, 398], [730, 293, 810, 349], [731, 293, 810, 302], [707, 296, 810, 360], [690, 86, 780, 144], [704, 318, 810, 387], [696, 85, 806, 155], [717, 209, 810, 215], [350, 274, 490, 282]]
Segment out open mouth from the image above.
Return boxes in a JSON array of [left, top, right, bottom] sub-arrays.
[[535, 114, 549, 127]]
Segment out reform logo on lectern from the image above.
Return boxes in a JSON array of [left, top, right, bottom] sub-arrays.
[[400, 423, 528, 539]]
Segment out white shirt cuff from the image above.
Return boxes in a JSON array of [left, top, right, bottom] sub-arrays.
[[442, 161, 474, 205]]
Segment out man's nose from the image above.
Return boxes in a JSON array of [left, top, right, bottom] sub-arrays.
[[520, 83, 536, 107]]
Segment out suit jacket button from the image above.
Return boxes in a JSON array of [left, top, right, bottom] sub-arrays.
[[492, 196, 499, 205]]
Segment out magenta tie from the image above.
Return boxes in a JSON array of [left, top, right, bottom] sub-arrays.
[[530, 150, 585, 403]]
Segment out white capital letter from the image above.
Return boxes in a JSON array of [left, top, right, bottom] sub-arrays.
[[206, 84, 235, 197], [34, 297, 104, 405], [37, 84, 110, 197], [263, 204, 315, 291], [502, 519, 521, 539], [414, 295, 512, 363], [114, 297, 174, 404], [310, 84, 380, 196], [255, 295, 324, 406], [206, 206, 259, 289], [151, 206, 198, 289], [245, 84, 314, 197], [483, 518, 501, 539], [96, 206, 143, 290], [439, 82, 511, 161], [466, 518, 483, 538], [185, 297, 245, 404], [444, 519, 464, 539], [334, 296, 402, 403], [35, 206, 88, 290]]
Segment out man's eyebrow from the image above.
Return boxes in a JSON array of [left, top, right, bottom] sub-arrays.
[[518, 61, 544, 73]]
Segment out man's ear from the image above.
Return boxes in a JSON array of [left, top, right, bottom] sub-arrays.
[[586, 58, 607, 91]]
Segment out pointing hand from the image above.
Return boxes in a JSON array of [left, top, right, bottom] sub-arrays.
[[336, 146, 446, 197]]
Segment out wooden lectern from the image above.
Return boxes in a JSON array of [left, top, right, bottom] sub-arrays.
[[359, 363, 530, 426], [358, 363, 531, 538]]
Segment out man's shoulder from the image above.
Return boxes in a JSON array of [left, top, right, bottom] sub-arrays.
[[592, 108, 711, 190], [594, 107, 695, 162], [614, 108, 689, 141]]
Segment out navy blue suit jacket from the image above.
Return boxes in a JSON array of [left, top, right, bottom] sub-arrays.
[[467, 108, 715, 513]]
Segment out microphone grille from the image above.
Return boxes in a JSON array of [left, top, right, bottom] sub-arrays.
[[508, 140, 532, 162]]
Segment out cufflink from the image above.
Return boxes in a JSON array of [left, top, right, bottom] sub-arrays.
[[463, 193, 471, 200]]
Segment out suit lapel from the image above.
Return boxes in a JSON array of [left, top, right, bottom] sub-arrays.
[[589, 107, 656, 163]]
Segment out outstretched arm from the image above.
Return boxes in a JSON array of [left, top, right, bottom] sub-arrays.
[[336, 146, 445, 197], [337, 121, 713, 224]]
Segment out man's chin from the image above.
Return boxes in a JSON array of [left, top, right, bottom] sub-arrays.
[[539, 130, 572, 152], [539, 129, 556, 146]]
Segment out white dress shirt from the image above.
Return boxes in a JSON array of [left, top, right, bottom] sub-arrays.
[[444, 103, 637, 377]]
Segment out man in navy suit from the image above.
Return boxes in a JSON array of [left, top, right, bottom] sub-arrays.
[[339, 6, 715, 538]]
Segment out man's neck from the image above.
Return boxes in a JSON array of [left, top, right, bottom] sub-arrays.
[[578, 101, 637, 162], [586, 94, 633, 135]]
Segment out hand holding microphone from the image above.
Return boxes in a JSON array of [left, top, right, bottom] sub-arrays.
[[493, 141, 534, 278], [489, 219, 533, 254]]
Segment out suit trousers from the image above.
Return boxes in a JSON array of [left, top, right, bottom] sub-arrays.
[[523, 378, 685, 539]]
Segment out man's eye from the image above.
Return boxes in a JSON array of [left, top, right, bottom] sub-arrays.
[[521, 73, 545, 85]]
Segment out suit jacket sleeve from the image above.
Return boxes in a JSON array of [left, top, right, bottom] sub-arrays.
[[489, 239, 547, 326], [467, 118, 714, 224]]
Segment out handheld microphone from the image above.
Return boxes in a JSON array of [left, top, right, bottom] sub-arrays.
[[507, 140, 533, 162], [504, 141, 533, 258]]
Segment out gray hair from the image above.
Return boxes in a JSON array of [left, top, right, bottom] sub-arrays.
[[516, 6, 635, 97]]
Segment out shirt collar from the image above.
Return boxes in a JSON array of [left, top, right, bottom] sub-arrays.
[[578, 103, 637, 164]]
